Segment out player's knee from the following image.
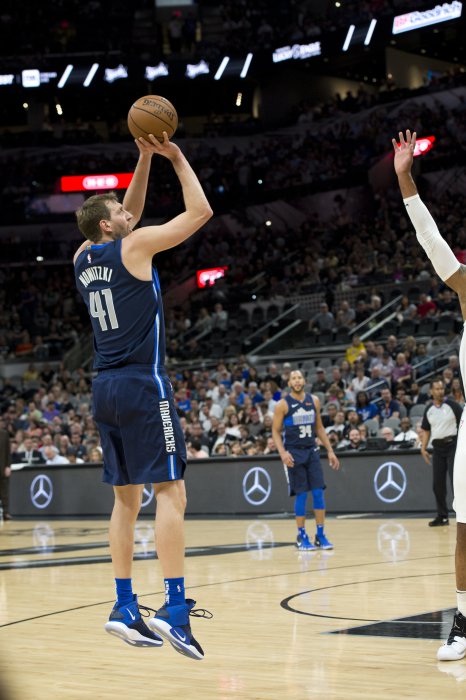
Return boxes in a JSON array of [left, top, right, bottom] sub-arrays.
[[311, 488, 325, 510], [295, 492, 307, 516], [155, 480, 186, 513]]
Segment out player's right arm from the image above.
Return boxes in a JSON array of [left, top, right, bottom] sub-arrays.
[[272, 400, 295, 467], [125, 132, 212, 258], [393, 130, 466, 319]]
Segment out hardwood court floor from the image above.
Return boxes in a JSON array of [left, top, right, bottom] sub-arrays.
[[0, 515, 464, 700]]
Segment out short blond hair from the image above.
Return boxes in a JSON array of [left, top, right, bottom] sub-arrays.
[[75, 192, 119, 242]]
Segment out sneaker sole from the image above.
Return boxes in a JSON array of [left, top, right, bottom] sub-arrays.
[[104, 621, 163, 647], [148, 618, 204, 660], [316, 544, 334, 550]]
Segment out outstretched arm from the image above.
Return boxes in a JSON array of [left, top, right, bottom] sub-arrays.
[[393, 130, 461, 291], [122, 138, 156, 229], [126, 132, 213, 256]]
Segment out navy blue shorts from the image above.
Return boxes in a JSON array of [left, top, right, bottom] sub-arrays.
[[92, 364, 187, 486], [284, 446, 325, 497]]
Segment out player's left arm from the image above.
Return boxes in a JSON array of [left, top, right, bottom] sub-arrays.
[[122, 138, 160, 229], [313, 394, 340, 470]]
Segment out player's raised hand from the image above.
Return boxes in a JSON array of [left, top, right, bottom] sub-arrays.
[[392, 129, 417, 176], [136, 132, 181, 161]]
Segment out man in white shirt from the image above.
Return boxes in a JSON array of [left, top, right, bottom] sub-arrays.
[[44, 445, 70, 465]]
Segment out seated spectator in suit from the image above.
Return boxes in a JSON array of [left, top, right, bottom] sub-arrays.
[[393, 417, 420, 448], [12, 436, 45, 464]]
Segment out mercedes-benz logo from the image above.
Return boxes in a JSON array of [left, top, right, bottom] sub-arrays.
[[374, 461, 407, 503], [242, 467, 272, 506], [30, 474, 53, 509], [141, 484, 154, 508]]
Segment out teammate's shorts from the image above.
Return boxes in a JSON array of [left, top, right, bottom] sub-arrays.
[[283, 446, 325, 497], [453, 404, 466, 523], [92, 364, 187, 486]]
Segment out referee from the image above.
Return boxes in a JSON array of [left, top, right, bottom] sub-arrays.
[[421, 378, 463, 527]]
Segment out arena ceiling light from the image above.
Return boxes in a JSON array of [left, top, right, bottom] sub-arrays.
[[83, 63, 99, 87], [57, 64, 73, 88], [240, 53, 253, 78], [214, 56, 230, 80], [185, 60, 209, 79]]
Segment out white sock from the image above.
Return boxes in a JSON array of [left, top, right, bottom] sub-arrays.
[[456, 590, 466, 617]]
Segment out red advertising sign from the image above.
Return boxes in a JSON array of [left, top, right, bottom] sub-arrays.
[[60, 173, 133, 192]]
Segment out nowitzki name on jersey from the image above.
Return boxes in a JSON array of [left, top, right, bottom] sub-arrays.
[[78, 266, 113, 288]]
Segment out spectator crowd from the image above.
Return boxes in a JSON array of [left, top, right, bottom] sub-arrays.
[[1, 321, 463, 466]]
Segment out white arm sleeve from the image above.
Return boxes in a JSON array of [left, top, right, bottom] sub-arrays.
[[403, 194, 460, 281]]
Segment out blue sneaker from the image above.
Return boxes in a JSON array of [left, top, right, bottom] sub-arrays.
[[296, 532, 317, 550], [314, 533, 333, 550], [104, 595, 164, 647], [149, 599, 212, 661]]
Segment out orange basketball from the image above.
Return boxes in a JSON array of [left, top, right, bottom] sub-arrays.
[[127, 95, 178, 142]]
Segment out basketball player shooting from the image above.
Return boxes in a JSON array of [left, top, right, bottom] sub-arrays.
[[393, 129, 466, 662], [73, 132, 212, 659]]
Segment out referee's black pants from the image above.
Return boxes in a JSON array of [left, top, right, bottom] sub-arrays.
[[432, 442, 456, 519]]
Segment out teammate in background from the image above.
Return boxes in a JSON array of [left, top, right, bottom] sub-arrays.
[[393, 130, 466, 662], [272, 369, 340, 550], [74, 132, 212, 659]]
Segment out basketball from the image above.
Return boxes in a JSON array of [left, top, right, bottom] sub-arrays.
[[127, 95, 178, 142]]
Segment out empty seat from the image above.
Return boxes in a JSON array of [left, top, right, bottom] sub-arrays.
[[436, 316, 455, 334]]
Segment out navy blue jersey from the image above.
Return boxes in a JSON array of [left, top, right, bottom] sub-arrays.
[[283, 393, 317, 449], [74, 240, 166, 370]]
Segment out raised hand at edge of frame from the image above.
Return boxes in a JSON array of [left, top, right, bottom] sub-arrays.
[[392, 129, 417, 176]]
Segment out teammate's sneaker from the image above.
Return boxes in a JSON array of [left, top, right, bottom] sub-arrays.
[[437, 611, 466, 661], [149, 599, 212, 661], [429, 516, 449, 527], [296, 532, 317, 550], [104, 595, 163, 647], [314, 533, 333, 550]]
